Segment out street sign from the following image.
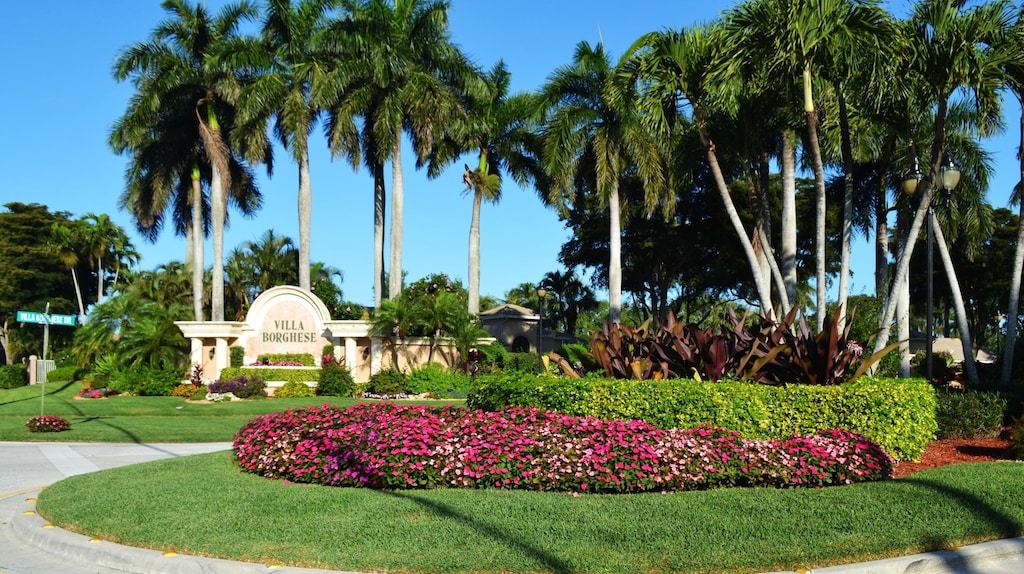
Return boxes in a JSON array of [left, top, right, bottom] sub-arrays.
[[16, 311, 76, 326]]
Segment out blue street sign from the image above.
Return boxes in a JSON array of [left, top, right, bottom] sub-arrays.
[[16, 311, 76, 326]]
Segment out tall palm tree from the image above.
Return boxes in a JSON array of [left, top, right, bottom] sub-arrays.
[[540, 269, 597, 337], [427, 61, 546, 315], [541, 41, 666, 325], [238, 229, 300, 296], [629, 26, 776, 314], [725, 0, 893, 330], [111, 76, 263, 322], [236, 0, 331, 291], [999, 6, 1024, 387], [872, 0, 1014, 380], [48, 220, 88, 319], [113, 0, 262, 322], [80, 213, 136, 305], [317, 0, 473, 305]]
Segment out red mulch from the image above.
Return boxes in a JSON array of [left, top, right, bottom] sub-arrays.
[[892, 438, 1017, 479]]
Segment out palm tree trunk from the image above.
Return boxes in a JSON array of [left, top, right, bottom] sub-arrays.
[[781, 131, 798, 310], [191, 173, 204, 322], [210, 163, 226, 322], [71, 267, 85, 319], [468, 189, 482, 315], [896, 204, 911, 377], [931, 211, 979, 386], [373, 161, 386, 307], [875, 175, 890, 297], [298, 146, 312, 291], [609, 180, 623, 324], [837, 90, 854, 330], [701, 123, 773, 312], [389, 137, 404, 300], [1002, 108, 1024, 388], [804, 69, 827, 331]]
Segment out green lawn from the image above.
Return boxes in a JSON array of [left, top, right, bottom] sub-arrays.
[[9, 380, 1024, 573], [0, 381, 456, 442], [37, 453, 1024, 574]]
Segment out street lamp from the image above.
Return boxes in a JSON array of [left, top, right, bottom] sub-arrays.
[[536, 287, 548, 355], [903, 156, 961, 382]]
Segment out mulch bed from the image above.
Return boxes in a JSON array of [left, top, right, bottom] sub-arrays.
[[892, 438, 1018, 479]]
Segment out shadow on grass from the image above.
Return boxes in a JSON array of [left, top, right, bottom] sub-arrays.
[[904, 475, 1024, 573], [383, 490, 576, 574]]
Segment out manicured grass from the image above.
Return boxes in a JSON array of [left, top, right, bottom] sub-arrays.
[[0, 381, 460, 442], [37, 453, 1024, 574]]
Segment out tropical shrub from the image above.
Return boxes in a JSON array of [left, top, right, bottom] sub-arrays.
[[26, 415, 70, 433], [275, 380, 315, 398], [171, 383, 204, 398], [366, 368, 406, 397], [934, 388, 1007, 439], [404, 363, 471, 395], [505, 352, 543, 374], [477, 340, 508, 371], [108, 366, 182, 396], [0, 364, 28, 389], [317, 353, 355, 397], [467, 374, 936, 461], [234, 403, 893, 492], [207, 375, 267, 399]]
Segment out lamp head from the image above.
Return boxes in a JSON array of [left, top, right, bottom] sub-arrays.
[[940, 156, 961, 192]]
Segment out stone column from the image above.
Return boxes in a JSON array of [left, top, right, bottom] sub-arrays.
[[371, 337, 382, 375], [344, 338, 356, 370]]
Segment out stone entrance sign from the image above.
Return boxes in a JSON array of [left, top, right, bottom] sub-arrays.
[[246, 287, 331, 360]]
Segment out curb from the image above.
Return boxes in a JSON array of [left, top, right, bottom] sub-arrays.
[[9, 492, 365, 574], [763, 537, 1024, 574]]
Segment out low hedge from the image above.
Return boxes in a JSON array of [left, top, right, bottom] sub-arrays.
[[255, 353, 315, 366], [45, 365, 85, 382], [467, 374, 937, 461], [219, 367, 319, 384], [0, 364, 28, 389], [934, 388, 1007, 439]]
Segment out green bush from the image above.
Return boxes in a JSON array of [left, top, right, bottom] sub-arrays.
[[0, 365, 28, 389], [230, 346, 245, 368], [45, 365, 84, 382], [218, 367, 319, 385], [255, 353, 315, 366], [505, 352, 543, 374], [478, 340, 509, 371], [275, 380, 315, 398], [317, 361, 355, 397], [405, 363, 471, 395], [467, 374, 936, 461], [109, 367, 183, 396], [935, 388, 1007, 439], [367, 368, 406, 396]]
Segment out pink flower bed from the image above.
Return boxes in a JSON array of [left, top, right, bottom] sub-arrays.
[[233, 403, 893, 492]]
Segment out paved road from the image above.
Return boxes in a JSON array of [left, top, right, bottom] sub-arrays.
[[1, 441, 1022, 574]]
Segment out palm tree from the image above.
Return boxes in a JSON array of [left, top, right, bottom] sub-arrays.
[[725, 0, 893, 330], [427, 61, 546, 315], [999, 6, 1024, 387], [541, 41, 666, 325], [317, 0, 473, 305], [48, 221, 88, 319], [629, 26, 776, 314], [79, 213, 136, 305], [540, 269, 597, 337], [872, 1, 1014, 384], [238, 229, 299, 296], [113, 0, 262, 322], [236, 0, 331, 291], [111, 76, 263, 322]]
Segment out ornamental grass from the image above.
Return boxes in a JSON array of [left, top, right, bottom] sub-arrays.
[[234, 403, 893, 492]]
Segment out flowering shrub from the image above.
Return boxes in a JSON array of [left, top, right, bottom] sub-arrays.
[[234, 403, 893, 492], [76, 386, 118, 399], [26, 415, 71, 433], [207, 375, 267, 399], [275, 380, 315, 398]]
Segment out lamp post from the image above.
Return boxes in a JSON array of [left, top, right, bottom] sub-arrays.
[[903, 156, 960, 382], [536, 287, 547, 355]]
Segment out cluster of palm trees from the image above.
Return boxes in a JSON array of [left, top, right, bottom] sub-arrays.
[[48, 213, 139, 319], [110, 0, 1024, 387]]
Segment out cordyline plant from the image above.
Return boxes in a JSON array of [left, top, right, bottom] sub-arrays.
[[554, 306, 899, 385]]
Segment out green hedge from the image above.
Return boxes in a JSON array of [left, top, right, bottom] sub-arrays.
[[0, 364, 28, 389], [467, 374, 937, 461], [255, 353, 315, 366], [44, 365, 85, 382], [219, 367, 319, 384], [230, 346, 245, 368]]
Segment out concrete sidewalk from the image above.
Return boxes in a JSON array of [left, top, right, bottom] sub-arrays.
[[1, 441, 1023, 574]]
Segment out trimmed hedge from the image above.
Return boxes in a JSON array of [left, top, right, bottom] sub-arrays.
[[0, 364, 28, 389], [467, 374, 937, 461], [219, 367, 319, 384], [230, 346, 245, 368], [255, 353, 315, 366], [45, 365, 85, 382], [935, 388, 1007, 439]]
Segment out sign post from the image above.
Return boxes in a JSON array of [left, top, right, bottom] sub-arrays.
[[16, 306, 77, 415]]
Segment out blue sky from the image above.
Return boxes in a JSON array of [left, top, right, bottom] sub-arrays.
[[4, 0, 1020, 308]]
